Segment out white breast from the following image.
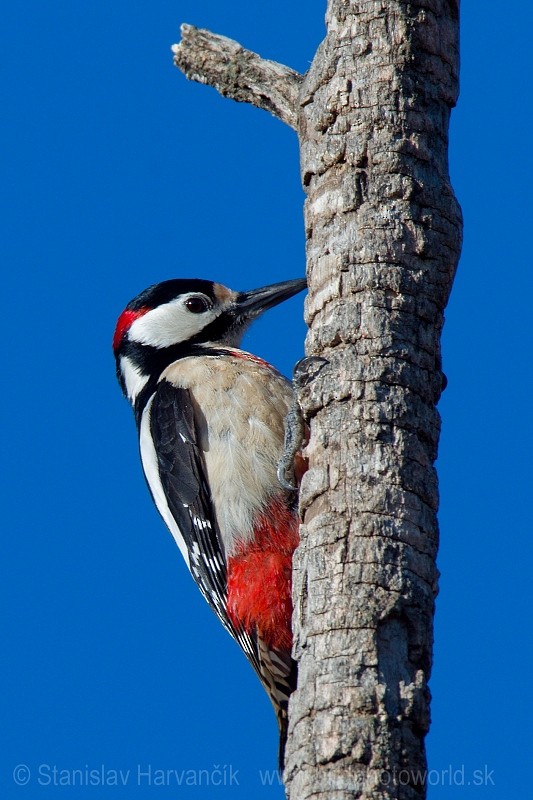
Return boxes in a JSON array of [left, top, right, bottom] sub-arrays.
[[161, 352, 293, 556]]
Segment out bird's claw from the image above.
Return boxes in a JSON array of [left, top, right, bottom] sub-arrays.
[[277, 357, 329, 491]]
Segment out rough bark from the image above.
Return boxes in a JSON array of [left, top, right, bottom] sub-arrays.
[[172, 25, 303, 130], [173, 2, 461, 798]]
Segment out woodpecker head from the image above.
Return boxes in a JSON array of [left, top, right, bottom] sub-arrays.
[[113, 277, 306, 404]]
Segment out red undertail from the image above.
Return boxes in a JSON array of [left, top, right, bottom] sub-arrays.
[[226, 495, 299, 651]]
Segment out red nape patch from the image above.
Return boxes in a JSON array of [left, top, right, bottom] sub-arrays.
[[112, 307, 149, 351], [227, 496, 299, 651]]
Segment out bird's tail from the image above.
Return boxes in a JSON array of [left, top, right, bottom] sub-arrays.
[[276, 703, 289, 771], [256, 638, 297, 771]]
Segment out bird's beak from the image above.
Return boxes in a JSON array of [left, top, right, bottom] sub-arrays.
[[235, 278, 307, 318]]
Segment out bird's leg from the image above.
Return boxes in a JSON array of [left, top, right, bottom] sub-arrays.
[[277, 357, 329, 491], [277, 404, 305, 491]]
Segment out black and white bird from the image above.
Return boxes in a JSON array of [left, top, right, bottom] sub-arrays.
[[113, 277, 306, 765]]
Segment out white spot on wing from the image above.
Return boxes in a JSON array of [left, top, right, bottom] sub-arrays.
[[192, 516, 212, 531]]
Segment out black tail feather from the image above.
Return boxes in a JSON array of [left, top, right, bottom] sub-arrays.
[[277, 705, 289, 771]]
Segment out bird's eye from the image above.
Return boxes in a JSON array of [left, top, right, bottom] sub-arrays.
[[185, 296, 210, 314]]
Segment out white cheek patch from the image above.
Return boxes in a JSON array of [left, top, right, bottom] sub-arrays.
[[128, 296, 219, 348]]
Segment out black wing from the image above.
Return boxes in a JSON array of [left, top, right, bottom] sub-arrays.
[[147, 379, 262, 676]]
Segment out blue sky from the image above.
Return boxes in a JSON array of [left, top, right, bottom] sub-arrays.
[[2, 2, 530, 798]]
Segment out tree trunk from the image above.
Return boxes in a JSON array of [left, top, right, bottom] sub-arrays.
[[173, 1, 461, 797]]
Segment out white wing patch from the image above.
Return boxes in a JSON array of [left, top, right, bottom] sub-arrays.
[[139, 395, 190, 568]]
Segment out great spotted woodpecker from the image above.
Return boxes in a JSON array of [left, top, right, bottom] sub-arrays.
[[113, 277, 306, 765]]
